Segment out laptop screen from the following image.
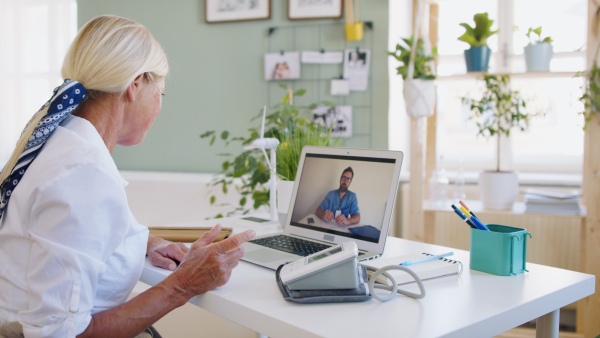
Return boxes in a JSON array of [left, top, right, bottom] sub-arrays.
[[288, 152, 398, 244]]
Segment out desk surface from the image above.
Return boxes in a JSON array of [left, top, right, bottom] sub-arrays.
[[140, 217, 595, 338]]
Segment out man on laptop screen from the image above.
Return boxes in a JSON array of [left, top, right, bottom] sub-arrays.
[[290, 154, 395, 243], [315, 167, 360, 226]]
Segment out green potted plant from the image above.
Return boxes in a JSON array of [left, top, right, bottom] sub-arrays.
[[578, 63, 600, 129], [200, 85, 342, 218], [388, 35, 437, 118], [524, 26, 553, 72], [458, 12, 498, 72], [462, 74, 540, 210]]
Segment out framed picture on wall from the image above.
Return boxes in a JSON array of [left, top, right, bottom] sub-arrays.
[[205, 0, 271, 23], [288, 0, 343, 20]]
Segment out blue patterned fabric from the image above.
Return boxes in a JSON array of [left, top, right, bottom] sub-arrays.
[[0, 79, 87, 221]]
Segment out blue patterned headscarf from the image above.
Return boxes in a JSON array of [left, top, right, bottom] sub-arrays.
[[0, 79, 87, 221]]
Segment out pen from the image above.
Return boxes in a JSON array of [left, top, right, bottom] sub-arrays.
[[451, 205, 476, 228], [469, 216, 491, 231], [458, 206, 480, 226], [459, 200, 480, 220], [400, 252, 454, 266], [459, 206, 471, 217], [458, 204, 490, 231]]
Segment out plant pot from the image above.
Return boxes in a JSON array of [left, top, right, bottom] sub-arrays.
[[277, 180, 295, 225], [403, 78, 436, 118], [524, 43, 553, 72], [464, 46, 491, 72], [479, 171, 518, 210], [345, 22, 364, 41]]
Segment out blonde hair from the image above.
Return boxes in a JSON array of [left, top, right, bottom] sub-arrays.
[[0, 15, 168, 185]]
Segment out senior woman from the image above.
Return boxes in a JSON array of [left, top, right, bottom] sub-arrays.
[[0, 15, 255, 337]]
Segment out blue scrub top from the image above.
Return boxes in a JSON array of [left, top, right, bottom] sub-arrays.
[[318, 189, 360, 217]]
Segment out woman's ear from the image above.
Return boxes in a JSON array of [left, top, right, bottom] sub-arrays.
[[126, 74, 145, 102]]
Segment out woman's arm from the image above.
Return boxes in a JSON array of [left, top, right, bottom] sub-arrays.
[[77, 225, 255, 337]]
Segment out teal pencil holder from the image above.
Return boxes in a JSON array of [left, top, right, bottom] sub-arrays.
[[470, 224, 533, 276]]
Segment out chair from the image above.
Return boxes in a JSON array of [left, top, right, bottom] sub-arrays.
[[0, 321, 23, 338]]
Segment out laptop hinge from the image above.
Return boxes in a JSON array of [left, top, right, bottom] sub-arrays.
[[289, 233, 334, 245]]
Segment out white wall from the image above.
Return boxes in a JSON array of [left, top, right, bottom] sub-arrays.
[[121, 171, 245, 227], [388, 0, 413, 166], [290, 156, 396, 228]]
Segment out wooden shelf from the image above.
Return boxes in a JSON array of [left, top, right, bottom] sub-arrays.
[[436, 71, 580, 82], [496, 327, 583, 338], [422, 200, 586, 218]]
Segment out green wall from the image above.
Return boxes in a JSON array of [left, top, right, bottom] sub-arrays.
[[78, 0, 389, 173]]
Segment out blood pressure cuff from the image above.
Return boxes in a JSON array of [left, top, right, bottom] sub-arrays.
[[275, 263, 372, 303]]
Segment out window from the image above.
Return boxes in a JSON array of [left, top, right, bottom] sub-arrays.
[[0, 0, 77, 165], [389, 0, 587, 175]]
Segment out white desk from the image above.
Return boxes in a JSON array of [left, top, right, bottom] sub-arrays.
[[140, 217, 595, 338]]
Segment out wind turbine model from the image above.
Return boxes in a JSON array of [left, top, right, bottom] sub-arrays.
[[246, 106, 280, 221]]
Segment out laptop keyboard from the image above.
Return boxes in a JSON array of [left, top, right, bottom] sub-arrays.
[[249, 235, 332, 257]]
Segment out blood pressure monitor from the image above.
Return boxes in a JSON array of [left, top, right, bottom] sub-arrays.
[[279, 241, 359, 290]]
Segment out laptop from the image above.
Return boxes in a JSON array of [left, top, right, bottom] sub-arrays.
[[241, 146, 404, 270]]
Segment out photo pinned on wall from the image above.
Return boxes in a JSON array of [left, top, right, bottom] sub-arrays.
[[205, 0, 271, 23], [330, 78, 350, 96], [288, 0, 343, 20], [343, 48, 370, 91], [265, 52, 300, 80], [301, 51, 344, 64], [312, 105, 352, 138], [264, 52, 301, 80]]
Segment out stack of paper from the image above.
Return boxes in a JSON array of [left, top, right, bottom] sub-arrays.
[[523, 188, 582, 215]]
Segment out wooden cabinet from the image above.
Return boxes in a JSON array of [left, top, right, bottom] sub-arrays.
[[422, 201, 582, 272]]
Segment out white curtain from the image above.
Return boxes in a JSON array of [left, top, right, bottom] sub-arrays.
[[0, 0, 76, 165]]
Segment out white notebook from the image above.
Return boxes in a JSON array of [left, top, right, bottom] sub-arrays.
[[360, 253, 463, 285]]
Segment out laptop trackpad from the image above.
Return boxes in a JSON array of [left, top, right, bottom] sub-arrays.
[[245, 249, 296, 263]]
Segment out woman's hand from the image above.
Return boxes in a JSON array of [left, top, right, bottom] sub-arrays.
[[170, 224, 256, 299], [147, 235, 189, 271]]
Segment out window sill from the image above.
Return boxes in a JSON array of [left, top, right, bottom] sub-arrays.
[[400, 171, 582, 188]]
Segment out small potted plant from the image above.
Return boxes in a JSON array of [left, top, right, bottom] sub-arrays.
[[462, 74, 540, 210], [458, 12, 498, 72], [388, 35, 437, 118], [200, 85, 342, 218], [524, 26, 553, 72]]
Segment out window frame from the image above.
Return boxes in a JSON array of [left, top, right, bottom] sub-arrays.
[[399, 0, 587, 176], [0, 0, 77, 166]]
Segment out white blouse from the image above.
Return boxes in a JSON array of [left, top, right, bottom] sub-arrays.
[[0, 115, 149, 337]]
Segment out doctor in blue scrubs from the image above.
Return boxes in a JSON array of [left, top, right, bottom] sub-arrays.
[[315, 167, 361, 226]]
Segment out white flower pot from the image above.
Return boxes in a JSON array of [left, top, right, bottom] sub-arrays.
[[479, 171, 519, 210], [524, 43, 553, 72], [403, 78, 436, 118], [277, 180, 295, 225]]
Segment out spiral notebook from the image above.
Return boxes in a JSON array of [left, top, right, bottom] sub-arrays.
[[360, 253, 463, 285]]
